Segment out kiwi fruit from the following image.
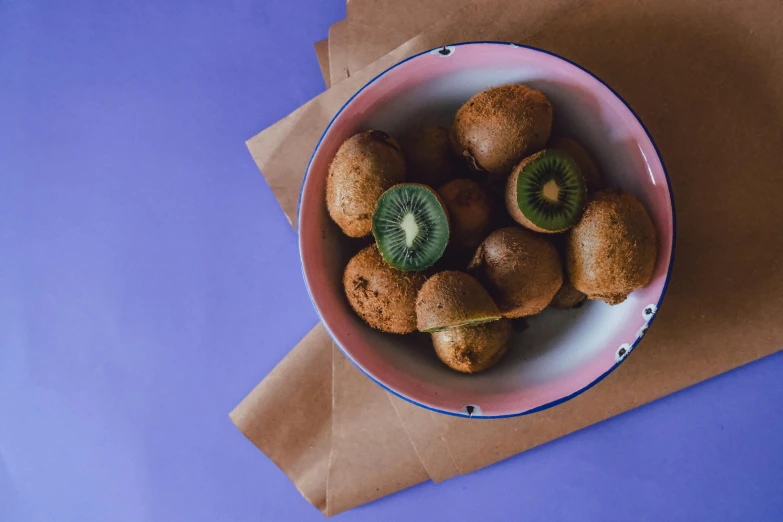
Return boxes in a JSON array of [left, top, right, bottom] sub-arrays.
[[372, 183, 450, 272], [436, 179, 492, 250], [469, 227, 563, 318], [566, 189, 657, 305], [432, 319, 511, 373], [505, 149, 587, 233], [549, 281, 587, 309], [451, 84, 553, 174], [547, 233, 587, 309], [326, 130, 406, 238], [399, 125, 460, 188], [343, 245, 426, 333], [415, 271, 501, 333], [549, 137, 602, 192]]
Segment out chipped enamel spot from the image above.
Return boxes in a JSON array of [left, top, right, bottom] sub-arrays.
[[462, 404, 482, 417], [430, 45, 456, 57], [615, 343, 632, 362]]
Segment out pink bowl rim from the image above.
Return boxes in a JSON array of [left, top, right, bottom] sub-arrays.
[[298, 41, 676, 419]]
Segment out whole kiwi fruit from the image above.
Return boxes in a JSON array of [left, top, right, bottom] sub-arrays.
[[451, 84, 553, 174], [436, 179, 492, 250], [415, 271, 501, 333], [326, 130, 406, 238], [549, 281, 587, 309], [432, 319, 511, 373], [469, 227, 563, 318], [566, 189, 657, 305], [343, 244, 426, 333], [549, 137, 602, 192], [399, 125, 460, 188], [547, 234, 587, 310]]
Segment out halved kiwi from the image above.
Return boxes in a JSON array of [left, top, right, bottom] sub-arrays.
[[415, 271, 501, 333], [549, 137, 602, 192], [505, 149, 587, 233], [372, 184, 450, 272]]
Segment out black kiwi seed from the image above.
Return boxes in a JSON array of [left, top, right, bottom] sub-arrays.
[[372, 184, 450, 271], [505, 149, 587, 233]]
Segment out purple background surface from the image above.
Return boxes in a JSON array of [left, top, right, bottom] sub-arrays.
[[1, 1, 782, 521]]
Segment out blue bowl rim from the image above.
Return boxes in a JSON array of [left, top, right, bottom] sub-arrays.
[[296, 41, 677, 419]]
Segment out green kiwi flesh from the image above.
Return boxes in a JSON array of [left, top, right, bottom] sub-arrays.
[[372, 184, 450, 271], [506, 149, 587, 233], [549, 136, 602, 192], [425, 317, 496, 333]]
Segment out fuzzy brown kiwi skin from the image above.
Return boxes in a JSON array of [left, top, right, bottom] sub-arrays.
[[566, 190, 657, 305], [469, 227, 563, 318], [505, 150, 587, 234], [436, 179, 492, 251], [343, 245, 426, 333], [450, 84, 553, 175], [326, 130, 406, 238], [549, 137, 602, 192], [549, 281, 587, 309], [547, 234, 587, 309], [415, 271, 500, 333], [432, 319, 511, 373], [399, 126, 461, 189]]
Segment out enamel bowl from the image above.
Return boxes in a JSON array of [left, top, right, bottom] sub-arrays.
[[298, 42, 675, 418]]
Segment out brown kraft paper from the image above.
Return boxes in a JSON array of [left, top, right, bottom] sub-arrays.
[[327, 19, 350, 88], [327, 0, 476, 85], [313, 39, 331, 89], [233, 0, 783, 516]]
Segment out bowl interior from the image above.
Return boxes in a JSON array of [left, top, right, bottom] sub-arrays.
[[299, 43, 673, 418]]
